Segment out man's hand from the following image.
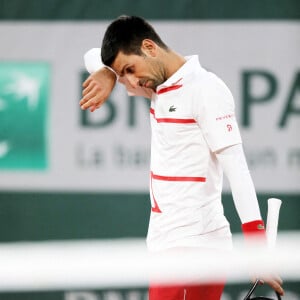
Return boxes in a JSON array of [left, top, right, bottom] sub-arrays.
[[258, 275, 284, 296], [80, 67, 117, 112]]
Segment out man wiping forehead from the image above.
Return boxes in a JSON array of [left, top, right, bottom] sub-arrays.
[[80, 15, 284, 300]]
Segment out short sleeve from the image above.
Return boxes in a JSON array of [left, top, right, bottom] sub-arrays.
[[84, 48, 104, 74], [193, 72, 242, 152]]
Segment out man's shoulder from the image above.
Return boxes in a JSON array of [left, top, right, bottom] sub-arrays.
[[195, 69, 229, 92], [185, 67, 214, 89]]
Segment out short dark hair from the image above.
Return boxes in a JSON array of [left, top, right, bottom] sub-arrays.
[[101, 15, 168, 67]]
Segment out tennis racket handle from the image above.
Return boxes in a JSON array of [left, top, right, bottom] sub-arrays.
[[266, 198, 282, 248]]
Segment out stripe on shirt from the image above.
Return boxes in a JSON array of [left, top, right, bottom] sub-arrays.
[[157, 84, 183, 95], [150, 108, 196, 124], [152, 172, 206, 182]]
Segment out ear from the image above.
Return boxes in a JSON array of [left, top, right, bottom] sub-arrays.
[[141, 39, 157, 57]]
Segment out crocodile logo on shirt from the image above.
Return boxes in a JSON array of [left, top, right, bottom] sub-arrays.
[[169, 105, 176, 112]]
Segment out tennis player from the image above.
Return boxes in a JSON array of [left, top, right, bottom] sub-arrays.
[[80, 15, 284, 300]]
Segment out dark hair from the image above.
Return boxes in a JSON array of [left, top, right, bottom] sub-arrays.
[[101, 15, 168, 67]]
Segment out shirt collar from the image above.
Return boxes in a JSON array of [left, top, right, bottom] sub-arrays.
[[156, 55, 200, 94]]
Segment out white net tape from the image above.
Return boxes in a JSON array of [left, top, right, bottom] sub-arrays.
[[0, 231, 299, 291]]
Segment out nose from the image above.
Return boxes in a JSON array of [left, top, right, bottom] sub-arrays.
[[125, 74, 139, 89]]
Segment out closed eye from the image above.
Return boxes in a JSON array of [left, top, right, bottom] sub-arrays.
[[125, 66, 134, 74], [119, 65, 135, 77]]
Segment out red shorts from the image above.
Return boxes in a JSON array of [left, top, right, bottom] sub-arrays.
[[149, 282, 225, 300]]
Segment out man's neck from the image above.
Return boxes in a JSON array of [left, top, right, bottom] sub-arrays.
[[163, 50, 186, 79]]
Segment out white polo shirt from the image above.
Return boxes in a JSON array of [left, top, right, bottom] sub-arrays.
[[83, 49, 246, 251], [147, 55, 242, 252]]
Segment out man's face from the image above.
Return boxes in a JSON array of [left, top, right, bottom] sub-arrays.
[[111, 49, 166, 91]]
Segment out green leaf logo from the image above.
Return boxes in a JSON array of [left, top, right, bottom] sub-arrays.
[[0, 62, 50, 170]]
